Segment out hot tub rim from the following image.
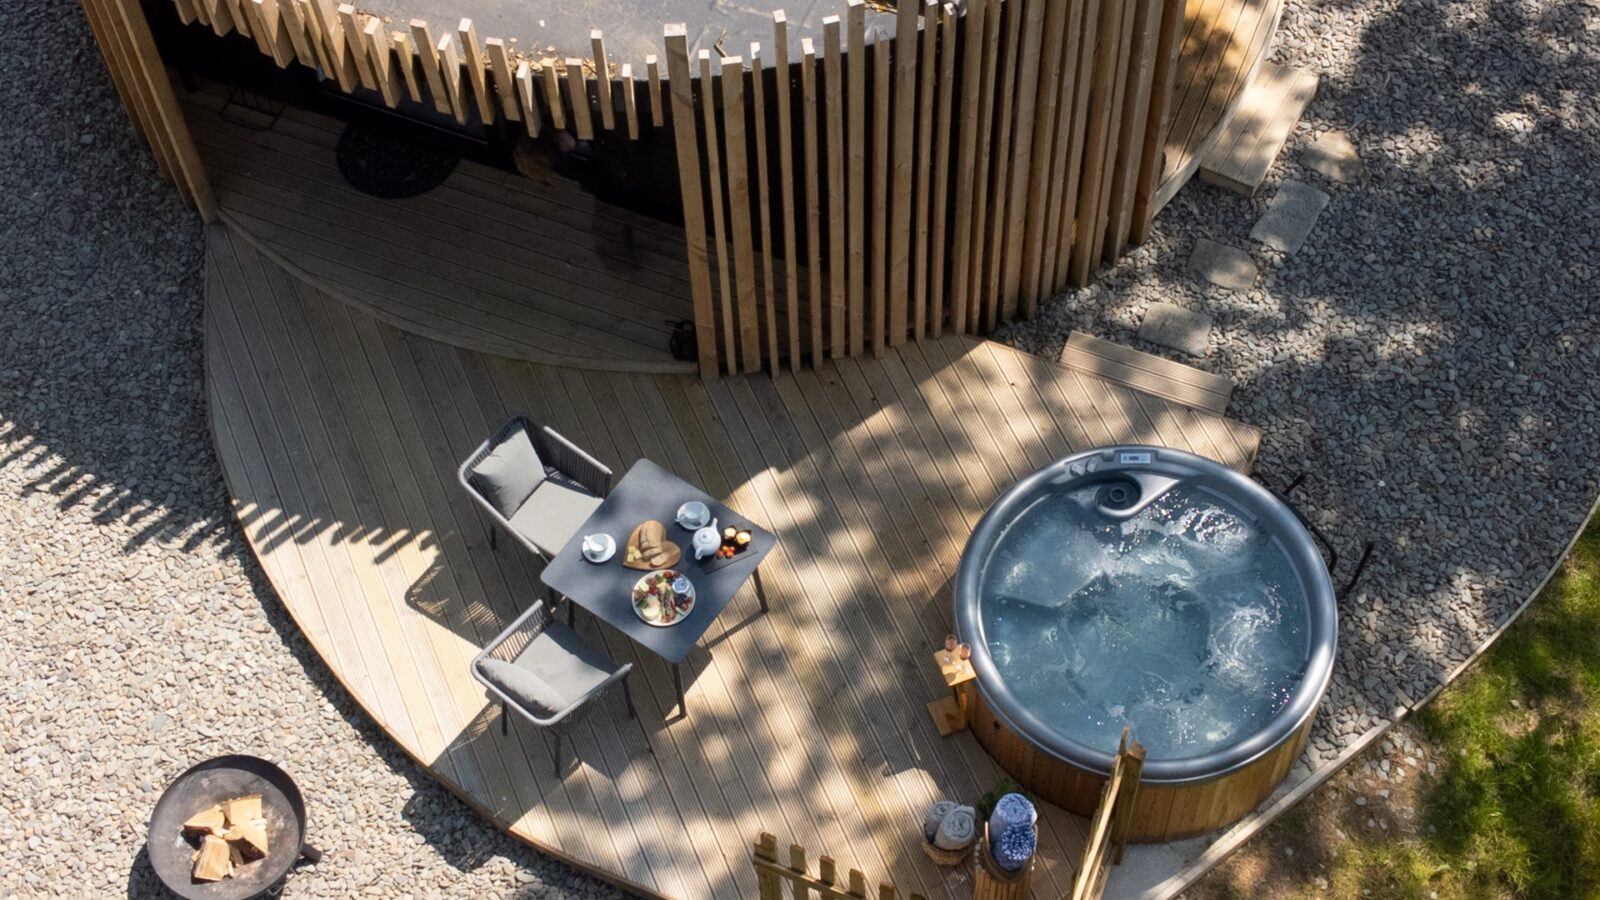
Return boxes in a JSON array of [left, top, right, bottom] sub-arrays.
[[953, 444, 1337, 786]]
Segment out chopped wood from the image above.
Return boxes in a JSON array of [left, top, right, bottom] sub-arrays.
[[193, 834, 233, 882], [182, 804, 227, 835], [223, 794, 263, 826], [229, 818, 270, 858]]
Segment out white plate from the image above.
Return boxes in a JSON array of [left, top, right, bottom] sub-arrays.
[[581, 533, 616, 563], [631, 569, 696, 627]]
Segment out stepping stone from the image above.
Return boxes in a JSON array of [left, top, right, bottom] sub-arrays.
[[1187, 238, 1258, 291], [1302, 130, 1363, 183], [1250, 180, 1329, 254], [1137, 302, 1214, 358]]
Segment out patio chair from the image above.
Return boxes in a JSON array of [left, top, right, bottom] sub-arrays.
[[473, 600, 635, 776], [458, 415, 612, 564]]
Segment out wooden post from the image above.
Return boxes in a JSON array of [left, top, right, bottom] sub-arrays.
[[363, 19, 401, 107], [565, 57, 594, 139], [844, 0, 867, 357], [591, 30, 615, 130], [409, 20, 452, 115], [514, 60, 541, 135], [1129, 0, 1186, 244], [772, 12, 802, 372], [748, 44, 781, 372], [997, 0, 1047, 319], [620, 63, 639, 139], [337, 5, 377, 88], [458, 19, 497, 123], [1103, 0, 1166, 260], [909, 0, 937, 341], [485, 37, 521, 121], [663, 24, 721, 379], [392, 31, 423, 103], [869, 29, 890, 356], [886, 0, 919, 346], [646, 54, 665, 127], [962, 0, 1003, 333], [699, 49, 736, 369], [946, 0, 989, 335], [800, 37, 825, 367], [720, 56, 762, 374], [979, 0, 1025, 332], [927, 2, 957, 339], [822, 17, 847, 359], [1018, 0, 1074, 315], [436, 34, 468, 124]]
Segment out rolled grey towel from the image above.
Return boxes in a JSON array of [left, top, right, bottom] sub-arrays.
[[934, 805, 976, 850], [923, 800, 957, 843]]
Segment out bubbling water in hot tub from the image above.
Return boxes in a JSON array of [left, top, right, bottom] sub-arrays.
[[980, 483, 1309, 760]]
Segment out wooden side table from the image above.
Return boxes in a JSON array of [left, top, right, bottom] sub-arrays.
[[927, 648, 976, 736]]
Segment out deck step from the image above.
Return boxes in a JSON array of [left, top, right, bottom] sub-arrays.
[[1059, 331, 1235, 415], [1199, 61, 1319, 196]]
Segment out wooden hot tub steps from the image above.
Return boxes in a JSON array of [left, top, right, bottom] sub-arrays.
[[1199, 60, 1320, 197], [1058, 330, 1235, 415]]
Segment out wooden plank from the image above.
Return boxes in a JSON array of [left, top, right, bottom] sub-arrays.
[[514, 60, 542, 136], [926, 3, 957, 339], [362, 19, 401, 107], [909, 0, 937, 341], [391, 31, 423, 104], [663, 24, 720, 379], [251, 0, 295, 68], [620, 64, 639, 139], [591, 30, 615, 130], [408, 20, 452, 115], [869, 30, 891, 356], [541, 57, 566, 130], [484, 38, 521, 121], [845, 0, 867, 357], [565, 57, 594, 140], [1068, 0, 1130, 285], [800, 37, 825, 366], [645, 55, 665, 127], [307, 0, 355, 91], [275, 0, 315, 67], [1104, 0, 1167, 259], [822, 18, 848, 359], [699, 50, 736, 370], [1198, 62, 1317, 195], [979, 0, 1026, 331], [945, 0, 989, 336], [748, 45, 780, 372], [1059, 330, 1234, 413], [961, 0, 1004, 332], [886, 0, 920, 345], [337, 5, 377, 88], [436, 34, 468, 125], [1018, 0, 1075, 314], [771, 13, 802, 371], [1053, 0, 1111, 290], [720, 56, 762, 374], [1130, 0, 1191, 243], [1045, 0, 1099, 293], [998, 0, 1047, 318], [458, 19, 497, 124]]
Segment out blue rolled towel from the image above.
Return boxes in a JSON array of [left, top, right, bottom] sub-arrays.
[[988, 793, 1038, 872], [923, 800, 957, 843]]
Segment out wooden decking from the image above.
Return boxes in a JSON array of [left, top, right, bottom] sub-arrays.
[[1151, 0, 1286, 213], [184, 86, 697, 373], [205, 213, 1260, 895]]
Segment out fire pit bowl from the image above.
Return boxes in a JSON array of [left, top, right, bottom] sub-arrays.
[[147, 755, 321, 900]]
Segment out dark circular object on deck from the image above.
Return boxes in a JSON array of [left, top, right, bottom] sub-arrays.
[[336, 122, 458, 199], [147, 755, 321, 900]]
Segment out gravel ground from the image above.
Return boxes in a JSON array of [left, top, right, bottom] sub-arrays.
[[0, 2, 615, 897], [1000, 0, 1600, 770]]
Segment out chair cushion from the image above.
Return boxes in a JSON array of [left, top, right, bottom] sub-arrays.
[[469, 425, 544, 519], [508, 478, 602, 555], [478, 621, 618, 719]]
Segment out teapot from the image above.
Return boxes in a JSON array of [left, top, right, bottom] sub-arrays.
[[692, 518, 721, 560]]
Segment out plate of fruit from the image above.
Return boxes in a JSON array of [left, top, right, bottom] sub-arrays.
[[631, 569, 696, 627]]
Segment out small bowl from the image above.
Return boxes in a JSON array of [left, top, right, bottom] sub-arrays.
[[675, 501, 711, 530], [581, 533, 616, 563]]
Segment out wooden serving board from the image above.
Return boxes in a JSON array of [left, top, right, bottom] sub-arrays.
[[624, 522, 682, 571]]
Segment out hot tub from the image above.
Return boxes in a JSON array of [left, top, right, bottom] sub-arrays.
[[953, 445, 1336, 842]]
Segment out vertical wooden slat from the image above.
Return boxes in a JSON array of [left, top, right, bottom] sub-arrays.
[[1104, 0, 1166, 260], [800, 37, 825, 367], [998, 0, 1048, 318], [962, 0, 1004, 332], [541, 58, 566, 130], [719, 55, 761, 374], [309, 0, 355, 91], [485, 37, 521, 121], [927, 2, 957, 339], [869, 30, 890, 356], [1018, 0, 1075, 315], [591, 29, 616, 130], [663, 24, 721, 379], [363, 18, 401, 107], [436, 34, 468, 124], [1045, 0, 1103, 293], [80, 0, 152, 146], [886, 0, 920, 346], [392, 31, 423, 103], [619, 64, 639, 139], [566, 57, 595, 139], [251, 0, 295, 68], [171, 0, 198, 26], [458, 19, 497, 123], [646, 55, 665, 127], [946, 0, 989, 335], [409, 20, 451, 115], [1070, 0, 1137, 285], [844, 0, 867, 357], [699, 50, 737, 369], [772, 13, 802, 371], [515, 60, 542, 136], [338, 5, 377, 88], [1129, 0, 1186, 244], [275, 0, 315, 67], [788, 844, 807, 900], [822, 18, 848, 359], [748, 44, 781, 372], [909, 0, 938, 341], [979, 0, 1025, 332], [1088, 0, 1141, 269]]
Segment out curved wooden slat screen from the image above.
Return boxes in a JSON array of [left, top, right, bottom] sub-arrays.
[[142, 0, 1194, 378]]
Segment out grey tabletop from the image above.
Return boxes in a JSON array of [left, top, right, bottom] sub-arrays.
[[540, 459, 775, 664]]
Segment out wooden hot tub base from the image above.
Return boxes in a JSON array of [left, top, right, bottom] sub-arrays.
[[968, 684, 1317, 843]]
